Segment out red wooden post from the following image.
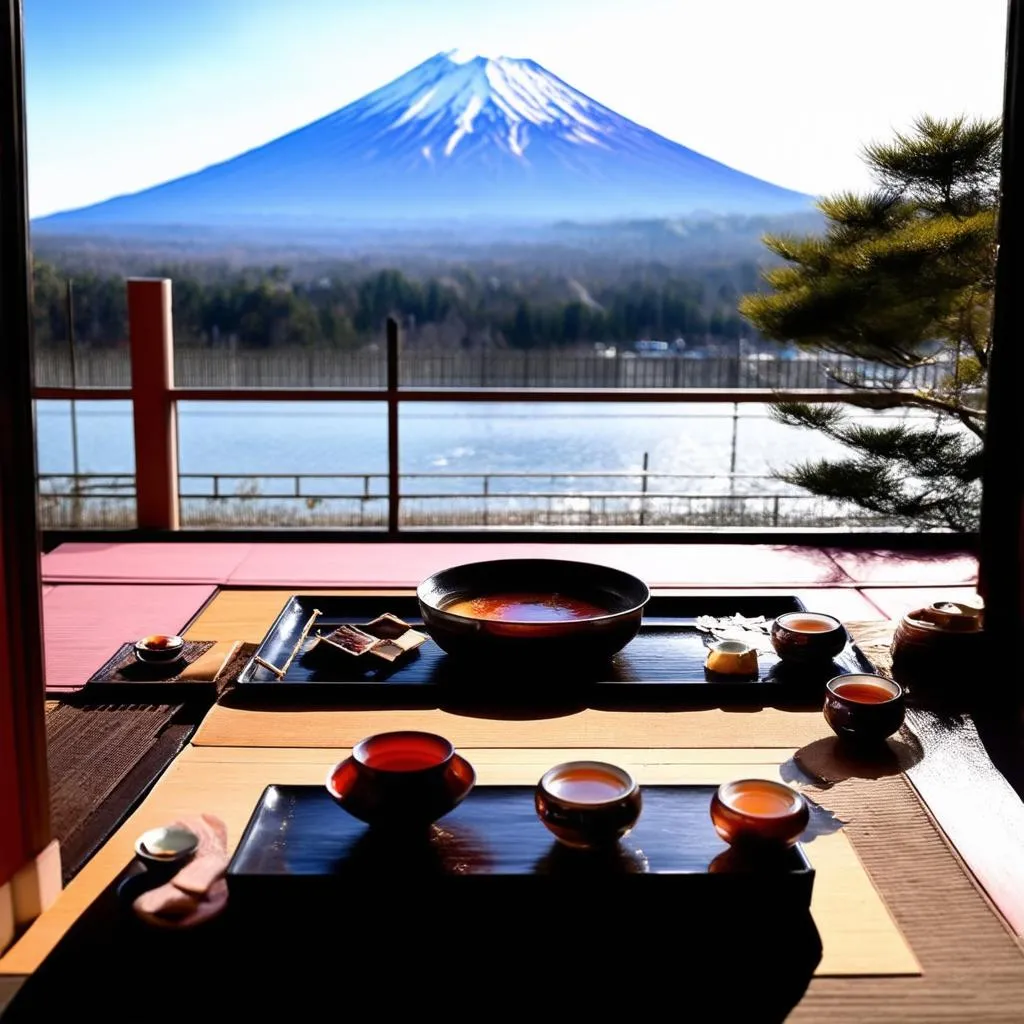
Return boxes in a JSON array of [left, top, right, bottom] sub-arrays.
[[128, 278, 180, 530]]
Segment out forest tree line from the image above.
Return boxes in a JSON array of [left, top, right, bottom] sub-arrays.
[[30, 258, 759, 351]]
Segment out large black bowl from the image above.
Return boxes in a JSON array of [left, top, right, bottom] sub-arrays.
[[417, 558, 650, 662]]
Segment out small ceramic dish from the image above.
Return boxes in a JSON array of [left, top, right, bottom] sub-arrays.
[[770, 612, 846, 663], [133, 823, 199, 865], [710, 779, 809, 848], [326, 730, 476, 829], [823, 674, 905, 744], [134, 634, 185, 665], [535, 760, 642, 850], [705, 639, 759, 677]]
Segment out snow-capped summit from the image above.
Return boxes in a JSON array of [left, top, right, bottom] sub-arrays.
[[36, 50, 810, 233], [360, 51, 631, 159]]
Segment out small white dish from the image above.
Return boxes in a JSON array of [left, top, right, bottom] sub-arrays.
[[134, 824, 199, 864]]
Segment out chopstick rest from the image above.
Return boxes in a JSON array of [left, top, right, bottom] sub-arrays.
[[177, 640, 243, 682]]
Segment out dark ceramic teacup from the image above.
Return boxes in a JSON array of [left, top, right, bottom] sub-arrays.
[[823, 674, 905, 745], [535, 760, 642, 850], [770, 612, 846, 663], [326, 730, 475, 829]]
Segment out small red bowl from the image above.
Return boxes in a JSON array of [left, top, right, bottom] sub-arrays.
[[326, 730, 475, 829]]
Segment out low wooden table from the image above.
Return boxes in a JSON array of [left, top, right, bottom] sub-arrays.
[[4, 586, 1024, 1024]]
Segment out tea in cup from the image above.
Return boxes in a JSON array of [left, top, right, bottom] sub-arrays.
[[134, 634, 185, 665], [535, 760, 642, 850], [326, 730, 476, 828], [770, 612, 846, 663], [823, 674, 905, 745], [710, 779, 809, 848]]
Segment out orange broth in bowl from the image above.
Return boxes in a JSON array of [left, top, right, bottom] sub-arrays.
[[444, 592, 607, 622]]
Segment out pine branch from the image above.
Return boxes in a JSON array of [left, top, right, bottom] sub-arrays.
[[741, 114, 998, 532], [863, 115, 1001, 216]]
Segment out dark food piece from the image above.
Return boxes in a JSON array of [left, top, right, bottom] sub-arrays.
[[362, 613, 414, 641], [317, 624, 380, 657]]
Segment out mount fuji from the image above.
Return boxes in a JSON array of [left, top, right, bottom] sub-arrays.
[[35, 50, 811, 236]]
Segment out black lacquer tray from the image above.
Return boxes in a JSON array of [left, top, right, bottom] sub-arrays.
[[227, 783, 815, 914], [234, 593, 876, 704], [0, 787, 824, 1023]]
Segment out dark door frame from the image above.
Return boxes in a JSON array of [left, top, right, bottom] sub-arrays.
[[0, 0, 51, 892], [980, 0, 1024, 654]]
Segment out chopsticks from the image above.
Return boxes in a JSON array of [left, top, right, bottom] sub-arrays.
[[254, 608, 323, 679]]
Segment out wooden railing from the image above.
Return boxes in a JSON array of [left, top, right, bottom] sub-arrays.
[[38, 470, 885, 531], [33, 277, 920, 535], [33, 344, 952, 392]]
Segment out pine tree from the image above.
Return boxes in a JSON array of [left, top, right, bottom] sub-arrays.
[[739, 116, 1000, 532]]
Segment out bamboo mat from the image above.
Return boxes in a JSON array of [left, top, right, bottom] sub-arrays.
[[793, 770, 1024, 1022], [0, 748, 917, 979], [193, 703, 835, 748], [45, 702, 183, 863]]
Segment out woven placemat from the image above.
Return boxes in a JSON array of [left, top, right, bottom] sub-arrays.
[[793, 769, 1024, 1021], [83, 640, 258, 700], [46, 702, 183, 846]]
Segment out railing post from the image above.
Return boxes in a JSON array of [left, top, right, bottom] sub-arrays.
[[387, 317, 400, 537], [128, 278, 179, 530], [728, 403, 740, 497], [639, 451, 649, 527]]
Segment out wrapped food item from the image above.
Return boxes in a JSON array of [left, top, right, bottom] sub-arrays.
[[314, 614, 429, 663]]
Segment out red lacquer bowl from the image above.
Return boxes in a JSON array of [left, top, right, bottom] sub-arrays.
[[326, 731, 476, 829]]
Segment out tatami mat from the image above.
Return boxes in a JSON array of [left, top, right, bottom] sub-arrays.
[[42, 584, 216, 692]]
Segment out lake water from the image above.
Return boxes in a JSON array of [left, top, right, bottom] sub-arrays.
[[35, 400, 939, 496]]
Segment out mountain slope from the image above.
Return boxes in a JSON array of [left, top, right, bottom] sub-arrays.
[[35, 51, 811, 233]]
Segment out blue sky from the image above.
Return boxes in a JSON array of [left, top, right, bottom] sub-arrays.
[[25, 0, 1008, 217]]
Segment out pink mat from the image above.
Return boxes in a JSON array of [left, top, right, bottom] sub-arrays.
[[41, 543, 253, 585], [859, 586, 982, 620], [824, 548, 978, 585], [225, 542, 851, 588], [42, 584, 216, 693]]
